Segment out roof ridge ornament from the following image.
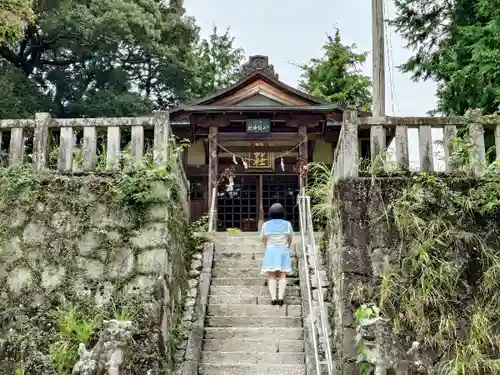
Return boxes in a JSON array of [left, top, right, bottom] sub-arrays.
[[242, 55, 279, 79]]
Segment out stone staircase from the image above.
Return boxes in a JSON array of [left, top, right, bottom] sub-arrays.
[[199, 233, 305, 375]]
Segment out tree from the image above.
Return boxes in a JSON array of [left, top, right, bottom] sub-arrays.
[[391, 0, 500, 115], [0, 0, 33, 44], [0, 0, 199, 118], [185, 26, 245, 101], [298, 29, 372, 111]]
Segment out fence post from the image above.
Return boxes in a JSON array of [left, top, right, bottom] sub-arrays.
[[370, 119, 386, 172], [418, 125, 433, 172], [33, 112, 51, 172], [468, 109, 485, 176], [342, 109, 359, 178], [443, 124, 457, 172], [153, 112, 170, 167]]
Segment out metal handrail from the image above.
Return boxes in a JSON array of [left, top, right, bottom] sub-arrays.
[[207, 187, 217, 233], [298, 193, 335, 375]]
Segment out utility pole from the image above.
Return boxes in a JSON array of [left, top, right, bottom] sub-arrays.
[[372, 0, 386, 117]]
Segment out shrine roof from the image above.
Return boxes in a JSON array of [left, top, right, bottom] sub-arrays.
[[170, 55, 371, 119]]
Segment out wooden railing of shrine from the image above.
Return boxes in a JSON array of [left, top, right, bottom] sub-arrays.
[[0, 112, 189, 201], [333, 109, 500, 180]]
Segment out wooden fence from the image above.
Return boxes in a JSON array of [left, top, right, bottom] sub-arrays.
[[0, 112, 189, 195], [334, 109, 500, 180]]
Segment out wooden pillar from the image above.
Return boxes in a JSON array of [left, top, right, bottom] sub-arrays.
[[208, 126, 218, 230], [258, 175, 264, 231], [298, 125, 308, 191]]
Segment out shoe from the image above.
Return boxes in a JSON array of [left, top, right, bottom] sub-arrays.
[[271, 299, 277, 306], [278, 299, 284, 306]]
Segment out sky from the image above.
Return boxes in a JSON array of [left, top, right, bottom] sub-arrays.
[[183, 0, 443, 168], [183, 0, 438, 117]]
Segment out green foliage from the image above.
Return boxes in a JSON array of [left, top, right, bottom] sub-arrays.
[[306, 162, 335, 228], [49, 308, 99, 374], [380, 169, 500, 374], [226, 227, 241, 235], [0, 0, 33, 44], [298, 29, 372, 111], [185, 25, 246, 101], [0, 0, 198, 118], [354, 304, 382, 375], [391, 0, 500, 115]]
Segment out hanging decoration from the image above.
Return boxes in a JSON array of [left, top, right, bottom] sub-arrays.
[[217, 166, 235, 190], [293, 155, 308, 178], [206, 134, 308, 165], [280, 157, 285, 171]]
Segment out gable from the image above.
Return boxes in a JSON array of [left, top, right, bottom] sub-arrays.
[[233, 94, 285, 106], [212, 78, 309, 106]]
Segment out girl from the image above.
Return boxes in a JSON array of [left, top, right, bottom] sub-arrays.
[[260, 203, 293, 306]]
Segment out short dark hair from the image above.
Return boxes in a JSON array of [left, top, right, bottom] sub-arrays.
[[269, 203, 285, 219]]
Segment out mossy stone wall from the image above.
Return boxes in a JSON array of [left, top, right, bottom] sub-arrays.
[[0, 170, 195, 375], [324, 176, 500, 375]]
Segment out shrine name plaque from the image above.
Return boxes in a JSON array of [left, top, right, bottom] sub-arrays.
[[246, 142, 274, 169], [246, 119, 270, 134]]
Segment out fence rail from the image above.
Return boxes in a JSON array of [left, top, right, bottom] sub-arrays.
[[0, 112, 189, 196], [333, 109, 500, 180]]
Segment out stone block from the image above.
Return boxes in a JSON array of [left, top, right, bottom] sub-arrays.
[[339, 246, 371, 275], [342, 219, 369, 247], [0, 236, 22, 264], [8, 267, 32, 293], [147, 203, 169, 221], [22, 221, 46, 244], [125, 275, 155, 294], [41, 266, 65, 290], [90, 204, 130, 228], [198, 364, 305, 375], [342, 328, 358, 359], [107, 248, 135, 278], [131, 223, 168, 249], [137, 248, 169, 274], [78, 231, 101, 257], [77, 257, 105, 279], [206, 316, 302, 328]]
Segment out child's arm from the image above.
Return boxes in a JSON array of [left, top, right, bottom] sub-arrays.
[[286, 222, 293, 248], [260, 222, 267, 247]]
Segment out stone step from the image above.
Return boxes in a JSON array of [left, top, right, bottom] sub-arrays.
[[201, 351, 305, 364], [207, 304, 301, 317], [212, 267, 298, 278], [204, 327, 303, 340], [203, 338, 304, 352], [199, 363, 305, 375], [206, 316, 302, 328], [211, 277, 300, 287], [209, 285, 300, 297], [209, 294, 301, 305]]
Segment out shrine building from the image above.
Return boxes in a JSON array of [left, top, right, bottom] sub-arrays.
[[169, 55, 371, 231]]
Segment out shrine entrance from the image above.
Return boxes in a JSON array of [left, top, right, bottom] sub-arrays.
[[216, 174, 299, 232], [262, 175, 300, 231], [216, 175, 258, 231]]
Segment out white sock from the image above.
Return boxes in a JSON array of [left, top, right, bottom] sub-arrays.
[[268, 278, 277, 300], [278, 278, 287, 299]]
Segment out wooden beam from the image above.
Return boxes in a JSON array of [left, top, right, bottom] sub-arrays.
[[219, 146, 300, 153], [215, 132, 322, 141], [298, 126, 308, 190]]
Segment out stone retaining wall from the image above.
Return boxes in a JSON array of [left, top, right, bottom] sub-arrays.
[[0, 170, 200, 375]]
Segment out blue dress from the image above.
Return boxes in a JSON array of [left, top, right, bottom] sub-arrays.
[[260, 219, 293, 274]]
